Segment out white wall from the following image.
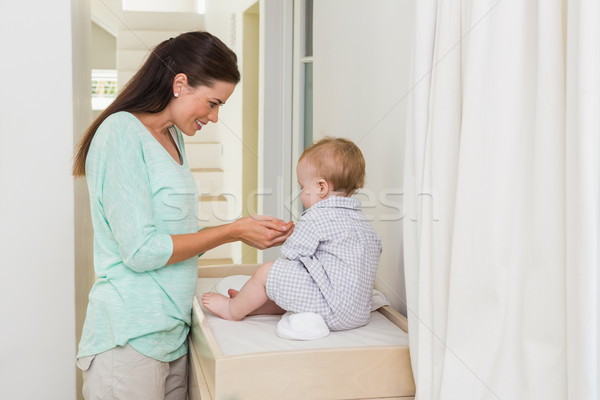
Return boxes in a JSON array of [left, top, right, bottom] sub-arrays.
[[91, 22, 116, 70], [0, 0, 79, 398], [313, 0, 415, 314], [73, 2, 95, 399]]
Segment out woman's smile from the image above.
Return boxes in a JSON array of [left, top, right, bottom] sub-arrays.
[[195, 119, 206, 130]]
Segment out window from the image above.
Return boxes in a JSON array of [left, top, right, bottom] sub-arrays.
[[299, 0, 313, 149], [291, 0, 314, 217], [91, 69, 117, 110]]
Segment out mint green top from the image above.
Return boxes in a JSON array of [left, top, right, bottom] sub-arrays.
[[77, 111, 199, 362]]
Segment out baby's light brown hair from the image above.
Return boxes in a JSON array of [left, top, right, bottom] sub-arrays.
[[299, 137, 366, 196]]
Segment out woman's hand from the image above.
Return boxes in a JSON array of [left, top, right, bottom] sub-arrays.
[[232, 215, 294, 250], [168, 215, 294, 265]]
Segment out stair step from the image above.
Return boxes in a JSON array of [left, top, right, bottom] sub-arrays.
[[121, 11, 205, 32], [192, 168, 224, 196], [117, 29, 186, 50], [201, 243, 235, 259], [198, 196, 238, 226], [183, 123, 221, 142], [199, 195, 227, 202], [191, 168, 223, 173], [198, 258, 234, 267], [197, 264, 260, 279], [186, 142, 222, 169], [117, 49, 149, 72], [197, 241, 241, 267]]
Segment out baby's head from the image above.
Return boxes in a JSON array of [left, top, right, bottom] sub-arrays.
[[297, 137, 365, 208]]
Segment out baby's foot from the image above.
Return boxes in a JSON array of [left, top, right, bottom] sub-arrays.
[[201, 292, 236, 320]]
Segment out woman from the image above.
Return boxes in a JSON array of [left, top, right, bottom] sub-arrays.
[[73, 31, 293, 399]]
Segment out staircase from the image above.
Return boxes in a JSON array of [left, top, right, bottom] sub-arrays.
[[116, 10, 238, 266], [187, 129, 238, 266], [116, 11, 205, 90]]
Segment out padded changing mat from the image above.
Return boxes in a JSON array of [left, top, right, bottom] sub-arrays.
[[188, 264, 415, 400], [196, 277, 409, 356]]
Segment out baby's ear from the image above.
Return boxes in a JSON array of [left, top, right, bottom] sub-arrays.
[[317, 179, 329, 198]]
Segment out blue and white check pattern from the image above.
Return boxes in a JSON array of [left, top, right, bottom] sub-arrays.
[[266, 196, 382, 331]]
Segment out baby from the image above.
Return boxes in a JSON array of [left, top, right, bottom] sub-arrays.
[[202, 137, 382, 331]]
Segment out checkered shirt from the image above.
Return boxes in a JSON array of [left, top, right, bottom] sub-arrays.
[[266, 196, 382, 331]]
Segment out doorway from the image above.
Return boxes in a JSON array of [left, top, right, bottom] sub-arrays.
[[241, 2, 260, 263]]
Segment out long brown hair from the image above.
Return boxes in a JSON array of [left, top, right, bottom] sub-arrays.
[[73, 31, 240, 176]]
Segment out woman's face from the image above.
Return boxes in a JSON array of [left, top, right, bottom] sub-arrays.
[[173, 80, 236, 136]]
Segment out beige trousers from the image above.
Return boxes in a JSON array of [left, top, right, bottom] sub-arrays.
[[77, 344, 188, 400]]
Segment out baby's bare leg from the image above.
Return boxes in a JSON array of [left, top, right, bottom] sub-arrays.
[[228, 288, 285, 316], [251, 300, 285, 315], [202, 261, 275, 320]]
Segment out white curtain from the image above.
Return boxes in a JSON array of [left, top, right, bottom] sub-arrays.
[[404, 1, 600, 399]]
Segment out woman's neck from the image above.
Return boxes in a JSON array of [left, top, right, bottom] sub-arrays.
[[133, 111, 174, 139]]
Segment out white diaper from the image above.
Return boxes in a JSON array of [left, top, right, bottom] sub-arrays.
[[276, 311, 330, 340]]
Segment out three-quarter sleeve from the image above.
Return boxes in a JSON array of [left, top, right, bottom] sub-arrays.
[[91, 121, 173, 272]]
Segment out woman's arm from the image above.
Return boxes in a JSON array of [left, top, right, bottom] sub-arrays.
[[167, 216, 294, 265]]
